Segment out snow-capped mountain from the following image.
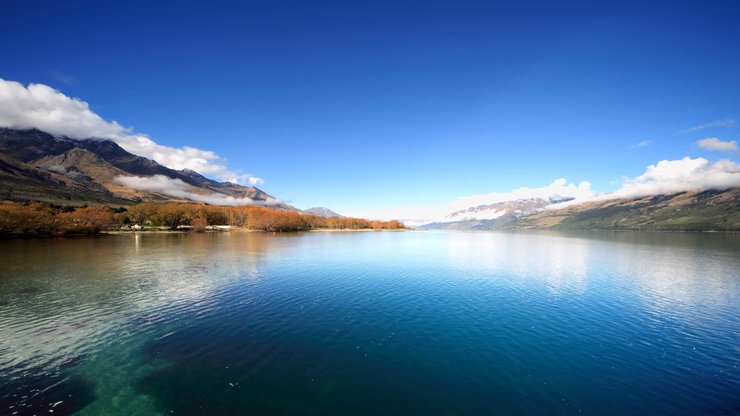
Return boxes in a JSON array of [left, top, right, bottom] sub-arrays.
[[420, 196, 574, 230]]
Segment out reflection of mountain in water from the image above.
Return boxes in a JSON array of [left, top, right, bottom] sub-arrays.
[[0, 232, 293, 414], [446, 230, 740, 313]]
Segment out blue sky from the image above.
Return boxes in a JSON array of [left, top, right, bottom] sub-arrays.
[[1, 1, 739, 217]]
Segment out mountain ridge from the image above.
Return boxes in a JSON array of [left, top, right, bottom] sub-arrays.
[[421, 188, 740, 232], [0, 128, 295, 209]]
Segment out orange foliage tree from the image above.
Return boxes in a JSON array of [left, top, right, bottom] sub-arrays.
[[0, 201, 406, 235], [58, 206, 115, 233]]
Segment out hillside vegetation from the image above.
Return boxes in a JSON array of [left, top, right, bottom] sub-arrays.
[[514, 189, 740, 231]]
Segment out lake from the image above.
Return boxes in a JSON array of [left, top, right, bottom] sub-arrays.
[[0, 231, 738, 415]]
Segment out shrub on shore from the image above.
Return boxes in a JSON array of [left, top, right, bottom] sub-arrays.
[[0, 201, 405, 235], [0, 202, 114, 235]]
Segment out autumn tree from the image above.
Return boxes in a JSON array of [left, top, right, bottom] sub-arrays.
[[58, 206, 114, 233]]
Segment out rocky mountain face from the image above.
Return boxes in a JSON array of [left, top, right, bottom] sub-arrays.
[[0, 128, 295, 209], [421, 189, 740, 231], [0, 146, 130, 205]]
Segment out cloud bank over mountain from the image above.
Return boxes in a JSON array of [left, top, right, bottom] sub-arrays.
[[602, 157, 740, 200], [0, 78, 261, 185], [462, 157, 740, 216], [115, 175, 281, 206], [351, 157, 740, 224]]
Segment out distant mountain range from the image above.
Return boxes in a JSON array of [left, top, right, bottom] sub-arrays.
[[421, 188, 740, 231], [0, 128, 295, 210], [2, 127, 738, 231], [303, 207, 344, 218], [423, 197, 571, 230]]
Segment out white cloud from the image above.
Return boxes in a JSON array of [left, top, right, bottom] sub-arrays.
[[248, 176, 265, 185], [350, 157, 740, 224], [631, 140, 651, 148], [114, 175, 281, 206], [114, 135, 241, 181], [0, 78, 121, 138], [696, 137, 739, 152], [0, 78, 259, 184], [602, 157, 740, 200], [682, 119, 735, 133]]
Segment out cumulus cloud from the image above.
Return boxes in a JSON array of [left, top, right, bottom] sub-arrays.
[[696, 137, 739, 152], [0, 78, 259, 184], [114, 175, 281, 206], [248, 176, 265, 185], [600, 157, 740, 200], [681, 119, 735, 133]]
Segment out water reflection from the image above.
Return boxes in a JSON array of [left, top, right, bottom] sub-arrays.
[[444, 230, 739, 314], [446, 231, 591, 295], [0, 233, 296, 363], [0, 232, 291, 414], [0, 231, 737, 415]]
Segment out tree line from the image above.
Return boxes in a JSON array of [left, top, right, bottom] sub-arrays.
[[0, 201, 405, 235]]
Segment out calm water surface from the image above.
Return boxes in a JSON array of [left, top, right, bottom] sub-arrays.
[[0, 231, 738, 415]]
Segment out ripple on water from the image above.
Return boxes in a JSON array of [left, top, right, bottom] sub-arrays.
[[0, 232, 738, 415], [0, 367, 96, 416]]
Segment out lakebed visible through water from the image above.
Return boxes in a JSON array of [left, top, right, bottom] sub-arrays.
[[0, 231, 738, 415]]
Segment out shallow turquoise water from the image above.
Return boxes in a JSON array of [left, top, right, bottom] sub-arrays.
[[0, 231, 738, 415]]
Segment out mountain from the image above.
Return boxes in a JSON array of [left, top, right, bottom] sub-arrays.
[[0, 128, 295, 209], [0, 148, 130, 205], [515, 188, 740, 231], [303, 207, 344, 218], [421, 197, 572, 230], [420, 188, 740, 232]]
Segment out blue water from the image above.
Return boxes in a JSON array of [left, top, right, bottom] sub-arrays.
[[0, 231, 738, 415]]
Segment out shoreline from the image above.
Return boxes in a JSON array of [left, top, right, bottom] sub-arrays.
[[307, 228, 411, 232], [3, 228, 736, 239], [104, 227, 412, 234]]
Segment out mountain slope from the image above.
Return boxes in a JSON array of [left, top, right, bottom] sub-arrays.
[[31, 147, 190, 202], [0, 149, 130, 205], [0, 128, 294, 209], [514, 189, 740, 231], [421, 188, 740, 232]]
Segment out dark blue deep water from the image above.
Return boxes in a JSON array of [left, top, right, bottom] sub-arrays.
[[1, 231, 738, 415]]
